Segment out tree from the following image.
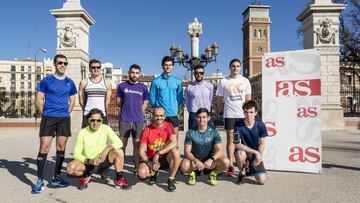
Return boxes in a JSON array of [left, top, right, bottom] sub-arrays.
[[0, 87, 9, 116]]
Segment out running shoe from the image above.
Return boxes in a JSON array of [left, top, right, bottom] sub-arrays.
[[31, 179, 45, 194], [51, 175, 69, 187], [167, 178, 176, 192], [188, 171, 196, 185], [208, 171, 218, 186], [226, 166, 236, 177], [237, 173, 246, 184], [149, 171, 158, 185], [114, 178, 130, 189], [79, 176, 91, 190]]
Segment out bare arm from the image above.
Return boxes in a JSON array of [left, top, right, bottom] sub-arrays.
[[116, 97, 122, 113], [105, 80, 112, 110], [258, 137, 265, 156], [139, 143, 148, 161], [69, 95, 76, 113], [158, 134, 177, 155], [35, 92, 45, 115], [212, 143, 224, 160], [78, 79, 86, 110], [142, 100, 149, 113], [184, 144, 197, 162], [215, 96, 224, 114]]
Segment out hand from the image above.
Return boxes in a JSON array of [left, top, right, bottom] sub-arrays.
[[195, 160, 204, 171], [99, 149, 109, 163], [204, 159, 213, 169], [89, 158, 101, 166], [153, 153, 160, 164]]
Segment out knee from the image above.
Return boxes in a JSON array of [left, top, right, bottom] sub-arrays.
[[180, 159, 191, 173], [257, 175, 266, 185], [138, 165, 149, 179], [222, 157, 230, 168], [170, 148, 180, 159], [40, 143, 51, 153]]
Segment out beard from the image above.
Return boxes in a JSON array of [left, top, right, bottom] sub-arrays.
[[130, 76, 139, 83]]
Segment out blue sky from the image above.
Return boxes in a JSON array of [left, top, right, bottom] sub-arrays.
[[0, 0, 308, 78]]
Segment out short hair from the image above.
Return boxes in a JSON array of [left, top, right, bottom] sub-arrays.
[[86, 108, 104, 119], [89, 59, 101, 68], [129, 64, 141, 72], [242, 100, 258, 112], [153, 106, 165, 115], [53, 54, 67, 64], [193, 64, 204, 72], [196, 108, 210, 116], [161, 56, 174, 66], [229, 58, 241, 67]]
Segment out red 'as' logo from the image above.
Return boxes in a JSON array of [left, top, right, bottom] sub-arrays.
[[276, 79, 321, 97], [297, 107, 318, 118], [265, 57, 285, 68], [289, 146, 320, 163]]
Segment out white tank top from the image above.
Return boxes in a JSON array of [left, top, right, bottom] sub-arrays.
[[83, 77, 108, 115]]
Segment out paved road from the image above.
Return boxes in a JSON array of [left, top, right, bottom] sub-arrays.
[[0, 127, 359, 202]]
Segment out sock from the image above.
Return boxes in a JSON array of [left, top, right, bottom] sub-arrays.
[[37, 153, 48, 180], [116, 171, 124, 180], [168, 176, 175, 181], [54, 150, 65, 177]]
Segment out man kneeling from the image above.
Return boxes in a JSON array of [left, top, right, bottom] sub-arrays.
[[234, 100, 267, 185], [180, 108, 230, 186], [138, 107, 181, 192], [67, 108, 129, 190]]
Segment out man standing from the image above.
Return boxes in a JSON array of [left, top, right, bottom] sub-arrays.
[[180, 108, 229, 186], [233, 100, 267, 185], [138, 107, 181, 192], [78, 59, 112, 128], [215, 59, 251, 177], [149, 56, 183, 139], [116, 64, 149, 175], [67, 108, 129, 190], [185, 64, 214, 129], [32, 54, 77, 194]]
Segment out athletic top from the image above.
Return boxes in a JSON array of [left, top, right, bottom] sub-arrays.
[[185, 80, 213, 113], [83, 77, 108, 116], [216, 75, 251, 118], [233, 119, 268, 150], [37, 74, 77, 117], [149, 73, 183, 117], [185, 127, 222, 160], [74, 124, 123, 163], [140, 121, 175, 159]]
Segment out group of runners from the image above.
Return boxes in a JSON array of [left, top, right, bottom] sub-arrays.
[[31, 54, 268, 194]]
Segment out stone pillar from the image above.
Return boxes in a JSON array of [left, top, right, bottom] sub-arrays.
[[50, 0, 95, 131], [297, 0, 346, 130]]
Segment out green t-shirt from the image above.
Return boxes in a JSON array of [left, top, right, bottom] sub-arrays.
[[184, 127, 222, 160], [74, 124, 123, 163]]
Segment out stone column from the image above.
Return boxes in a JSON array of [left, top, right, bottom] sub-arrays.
[[50, 0, 95, 131], [297, 0, 346, 130]]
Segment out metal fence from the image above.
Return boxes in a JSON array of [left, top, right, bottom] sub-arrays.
[[340, 85, 360, 117]]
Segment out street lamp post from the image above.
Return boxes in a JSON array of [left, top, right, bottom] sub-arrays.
[[170, 18, 219, 81], [34, 48, 47, 128]]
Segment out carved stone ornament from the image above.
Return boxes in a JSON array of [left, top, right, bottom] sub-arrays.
[[188, 18, 202, 37], [58, 24, 79, 48], [315, 19, 338, 44]]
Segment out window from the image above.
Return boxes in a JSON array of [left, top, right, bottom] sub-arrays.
[[28, 109, 32, 117], [11, 100, 16, 108], [11, 82, 16, 90], [253, 29, 257, 38], [263, 29, 267, 38], [28, 74, 31, 80], [36, 74, 41, 81], [21, 74, 25, 80], [36, 66, 41, 73], [28, 100, 32, 107], [21, 66, 24, 71], [11, 73, 16, 80], [346, 75, 352, 85], [28, 66, 32, 72], [11, 65, 16, 72], [21, 91, 25, 97], [28, 82, 32, 89], [21, 100, 25, 107], [259, 29, 262, 38], [11, 91, 16, 99], [28, 91, 32, 97], [21, 82, 24, 89]]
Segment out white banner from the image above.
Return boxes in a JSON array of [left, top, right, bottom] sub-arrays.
[[262, 49, 322, 174]]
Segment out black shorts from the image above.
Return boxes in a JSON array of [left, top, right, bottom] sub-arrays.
[[149, 155, 169, 170], [86, 153, 113, 175], [224, 118, 244, 130], [39, 116, 71, 137], [193, 155, 213, 175], [165, 116, 180, 128], [246, 154, 266, 176], [119, 121, 144, 139], [82, 115, 108, 128]]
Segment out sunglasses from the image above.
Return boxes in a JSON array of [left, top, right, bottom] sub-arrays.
[[91, 66, 101, 70], [56, 61, 68, 66], [89, 119, 103, 123], [194, 72, 204, 76]]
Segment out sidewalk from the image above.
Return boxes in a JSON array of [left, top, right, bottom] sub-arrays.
[[0, 128, 359, 202]]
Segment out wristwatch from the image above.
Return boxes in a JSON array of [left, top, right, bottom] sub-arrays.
[[156, 151, 161, 156]]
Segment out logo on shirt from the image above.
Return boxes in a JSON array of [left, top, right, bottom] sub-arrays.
[[148, 138, 165, 151], [124, 88, 143, 96], [226, 83, 244, 101]]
